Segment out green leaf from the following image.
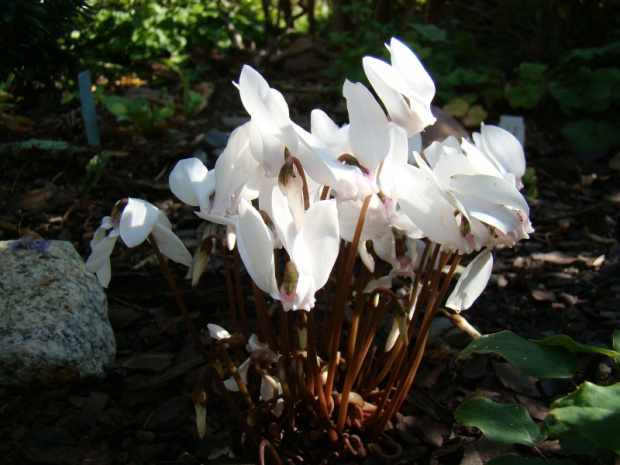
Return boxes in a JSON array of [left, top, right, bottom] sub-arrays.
[[458, 331, 579, 378], [455, 398, 545, 446], [614, 330, 620, 366], [486, 453, 576, 465], [408, 23, 448, 43], [562, 119, 620, 159], [560, 436, 617, 464], [18, 139, 71, 151], [533, 334, 619, 358], [505, 81, 544, 109], [103, 95, 129, 117], [542, 382, 620, 454]]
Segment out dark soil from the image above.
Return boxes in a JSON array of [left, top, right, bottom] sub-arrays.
[[1, 50, 619, 465]]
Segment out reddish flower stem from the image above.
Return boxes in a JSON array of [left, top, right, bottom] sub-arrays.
[[148, 234, 209, 364]]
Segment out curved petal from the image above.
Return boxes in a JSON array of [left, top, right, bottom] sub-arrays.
[[296, 199, 340, 290], [207, 323, 232, 340], [223, 358, 250, 392], [389, 37, 435, 106], [236, 199, 279, 298], [151, 214, 192, 266], [271, 186, 296, 255], [169, 158, 213, 209], [446, 250, 493, 311], [236, 65, 298, 150], [85, 231, 119, 287], [343, 80, 390, 171], [479, 124, 526, 188], [119, 198, 159, 247], [395, 165, 471, 253]]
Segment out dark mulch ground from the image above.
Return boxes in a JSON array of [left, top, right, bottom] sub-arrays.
[[1, 51, 619, 464]]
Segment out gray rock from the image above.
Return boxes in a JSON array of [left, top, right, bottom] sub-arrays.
[[0, 239, 115, 386]]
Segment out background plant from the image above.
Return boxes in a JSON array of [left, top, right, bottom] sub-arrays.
[[456, 330, 620, 464]]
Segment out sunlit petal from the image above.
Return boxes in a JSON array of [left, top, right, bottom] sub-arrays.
[[446, 249, 493, 311], [119, 198, 159, 247]]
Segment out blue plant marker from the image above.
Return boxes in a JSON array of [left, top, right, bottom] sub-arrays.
[[78, 70, 101, 147]]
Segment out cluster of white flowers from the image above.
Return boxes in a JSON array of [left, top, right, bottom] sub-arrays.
[[87, 37, 533, 315]]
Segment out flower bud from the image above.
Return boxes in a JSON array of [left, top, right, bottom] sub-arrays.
[[281, 261, 299, 298]]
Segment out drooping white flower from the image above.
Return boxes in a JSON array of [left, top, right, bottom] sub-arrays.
[[236, 187, 340, 311], [363, 37, 436, 136], [86, 198, 192, 287]]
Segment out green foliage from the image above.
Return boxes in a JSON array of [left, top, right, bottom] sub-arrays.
[[69, 0, 264, 66], [457, 330, 580, 378], [81, 151, 111, 192], [456, 331, 620, 463], [522, 167, 537, 201], [504, 63, 547, 109], [161, 58, 205, 117], [0, 0, 93, 81], [102, 95, 174, 134], [455, 398, 544, 446], [323, 3, 393, 84], [486, 454, 576, 465], [533, 334, 620, 358], [542, 383, 620, 454], [0, 74, 18, 113]]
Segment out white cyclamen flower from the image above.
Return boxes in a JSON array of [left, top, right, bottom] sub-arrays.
[[363, 37, 436, 136], [86, 198, 192, 287], [236, 187, 340, 311]]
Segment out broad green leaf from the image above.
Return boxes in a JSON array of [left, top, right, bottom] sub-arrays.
[[486, 453, 576, 465], [533, 334, 619, 358], [613, 330, 620, 366], [455, 397, 545, 446], [458, 331, 579, 378], [560, 436, 616, 464], [562, 119, 620, 158], [543, 382, 620, 454], [103, 95, 129, 117]]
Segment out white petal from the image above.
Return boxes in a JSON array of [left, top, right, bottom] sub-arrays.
[[395, 165, 470, 252], [236, 199, 279, 298], [151, 214, 192, 266], [389, 37, 435, 106], [236, 65, 297, 150], [480, 124, 525, 188], [343, 80, 390, 171], [169, 158, 213, 209], [207, 323, 232, 340], [223, 359, 250, 392], [85, 231, 119, 273], [247, 333, 270, 352], [211, 123, 259, 215], [296, 199, 340, 290], [85, 231, 119, 287], [119, 198, 159, 247], [271, 186, 296, 255], [446, 250, 493, 311]]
